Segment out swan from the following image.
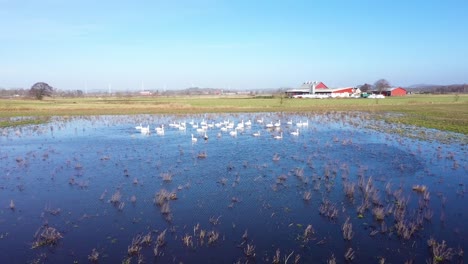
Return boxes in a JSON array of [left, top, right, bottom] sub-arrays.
[[140, 125, 150, 135], [274, 132, 283, 140], [291, 129, 299, 136], [286, 120, 292, 125], [302, 120, 309, 127], [253, 131, 261, 137], [191, 134, 197, 142], [156, 125, 164, 135], [266, 122, 273, 128], [257, 117, 264, 124], [245, 120, 252, 126], [274, 120, 281, 127], [229, 130, 237, 137], [237, 120, 244, 129], [135, 123, 143, 130]]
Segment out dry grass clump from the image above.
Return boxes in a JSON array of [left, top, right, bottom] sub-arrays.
[[182, 234, 193, 248], [427, 238, 455, 264], [412, 184, 427, 193], [343, 182, 355, 199], [303, 224, 315, 242], [88, 248, 99, 263], [161, 172, 173, 182], [372, 207, 385, 221], [32, 225, 63, 249], [109, 190, 122, 204], [272, 249, 298, 264], [319, 199, 338, 220], [207, 230, 220, 245], [153, 229, 166, 256], [344, 247, 355, 262], [197, 151, 207, 159], [244, 243, 256, 258], [342, 217, 353, 240]]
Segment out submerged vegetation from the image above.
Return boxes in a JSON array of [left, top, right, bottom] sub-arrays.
[[0, 112, 466, 263]]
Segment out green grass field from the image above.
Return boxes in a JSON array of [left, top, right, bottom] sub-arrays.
[[1, 94, 467, 135]]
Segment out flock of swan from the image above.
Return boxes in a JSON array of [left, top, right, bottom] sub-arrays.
[[134, 117, 309, 141]]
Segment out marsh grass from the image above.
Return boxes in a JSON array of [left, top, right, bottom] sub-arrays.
[[1, 94, 467, 134]]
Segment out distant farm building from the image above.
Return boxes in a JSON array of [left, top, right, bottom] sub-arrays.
[[139, 90, 153, 96], [372, 87, 407, 96], [285, 81, 327, 97], [285, 81, 358, 98]]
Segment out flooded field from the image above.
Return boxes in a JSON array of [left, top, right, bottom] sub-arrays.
[[0, 112, 466, 263]]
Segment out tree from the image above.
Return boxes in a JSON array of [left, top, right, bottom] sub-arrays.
[[374, 79, 391, 93], [29, 82, 54, 100], [358, 83, 372, 92]]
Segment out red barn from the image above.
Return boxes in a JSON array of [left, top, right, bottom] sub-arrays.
[[314, 82, 328, 89], [380, 87, 407, 96]]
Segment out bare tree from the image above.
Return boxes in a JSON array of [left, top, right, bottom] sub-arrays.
[[358, 83, 372, 92], [29, 82, 54, 100], [374, 79, 391, 94]]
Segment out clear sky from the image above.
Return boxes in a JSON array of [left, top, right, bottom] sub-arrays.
[[1, 0, 467, 91]]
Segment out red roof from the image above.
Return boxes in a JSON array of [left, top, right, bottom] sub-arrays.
[[315, 82, 328, 89]]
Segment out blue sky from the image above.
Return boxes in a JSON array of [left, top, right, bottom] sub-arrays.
[[1, 0, 467, 91]]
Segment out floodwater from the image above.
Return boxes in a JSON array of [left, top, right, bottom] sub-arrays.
[[0, 112, 466, 263]]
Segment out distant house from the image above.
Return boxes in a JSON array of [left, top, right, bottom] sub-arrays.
[[372, 87, 407, 96], [285, 81, 328, 97], [139, 90, 153, 96], [286, 81, 361, 98]]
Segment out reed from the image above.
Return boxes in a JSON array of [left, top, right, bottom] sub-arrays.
[[182, 234, 193, 248], [88, 248, 99, 263], [127, 235, 143, 256], [153, 229, 166, 256], [344, 247, 355, 262], [303, 224, 315, 242], [109, 190, 122, 205], [343, 182, 355, 199], [244, 243, 256, 258], [207, 230, 220, 245], [32, 225, 63, 249], [372, 207, 385, 221], [342, 217, 353, 240], [303, 191, 312, 201], [427, 238, 454, 264]]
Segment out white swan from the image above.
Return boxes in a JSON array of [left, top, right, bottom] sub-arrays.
[[266, 122, 273, 128], [257, 117, 264, 124], [291, 129, 299, 136], [229, 130, 237, 137], [302, 120, 309, 127], [286, 120, 292, 125], [135, 123, 143, 130], [274, 132, 283, 140], [245, 120, 252, 126], [253, 131, 261, 137], [140, 125, 150, 135], [274, 120, 281, 127], [156, 125, 165, 135], [191, 134, 197, 142]]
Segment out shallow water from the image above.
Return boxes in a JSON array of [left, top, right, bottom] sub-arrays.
[[0, 113, 466, 263]]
